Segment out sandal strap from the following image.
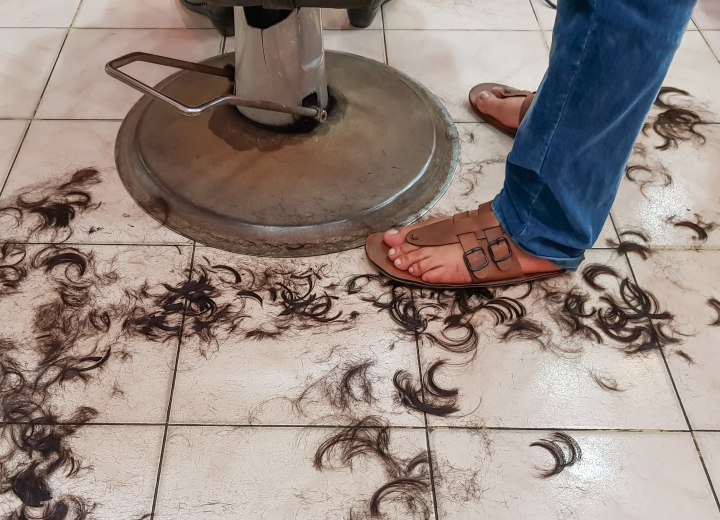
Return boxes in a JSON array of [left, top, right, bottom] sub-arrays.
[[497, 86, 534, 99], [406, 204, 525, 282]]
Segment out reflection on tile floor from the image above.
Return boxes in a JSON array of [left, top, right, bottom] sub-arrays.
[[415, 250, 687, 430], [1, 0, 720, 518], [431, 429, 718, 520], [0, 28, 66, 118]]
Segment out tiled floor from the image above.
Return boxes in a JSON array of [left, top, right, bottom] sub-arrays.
[[1, 1, 719, 519]]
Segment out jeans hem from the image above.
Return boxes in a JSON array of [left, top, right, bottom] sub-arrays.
[[492, 197, 583, 272]]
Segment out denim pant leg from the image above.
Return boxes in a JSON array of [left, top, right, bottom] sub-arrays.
[[492, 0, 696, 271]]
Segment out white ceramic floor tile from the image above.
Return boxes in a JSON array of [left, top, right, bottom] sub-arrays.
[[415, 250, 687, 430], [431, 429, 719, 520], [156, 426, 431, 520], [383, 0, 538, 30], [661, 31, 720, 122], [0, 425, 163, 519], [696, 433, 720, 493], [0, 244, 190, 423], [612, 124, 720, 248], [430, 123, 511, 216], [0, 28, 66, 118], [631, 252, 720, 430], [0, 120, 188, 244], [74, 0, 214, 29], [0, 0, 80, 28], [433, 123, 618, 245], [323, 29, 387, 62], [36, 28, 222, 119], [386, 30, 548, 122], [170, 248, 424, 426], [694, 0, 720, 30], [0, 120, 27, 186], [543, 29, 552, 49], [0, 426, 163, 520], [322, 6, 383, 29]]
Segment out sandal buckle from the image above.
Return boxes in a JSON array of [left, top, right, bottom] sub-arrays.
[[489, 237, 512, 264], [463, 246, 489, 273]]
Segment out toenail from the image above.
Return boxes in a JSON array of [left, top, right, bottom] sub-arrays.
[[478, 91, 490, 100], [388, 248, 396, 256], [394, 258, 402, 267], [387, 229, 399, 235], [409, 266, 415, 274]]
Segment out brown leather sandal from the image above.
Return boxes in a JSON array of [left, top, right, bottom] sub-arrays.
[[468, 83, 535, 137], [365, 203, 565, 289]]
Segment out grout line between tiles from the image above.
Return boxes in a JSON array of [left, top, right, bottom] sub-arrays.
[[699, 29, 720, 64], [623, 249, 720, 514], [2, 26, 216, 30], [5, 240, 719, 253], [3, 26, 557, 32], [0, 119, 29, 187], [527, 0, 548, 39], [0, 419, 702, 433], [383, 28, 547, 32], [69, 26, 221, 30], [24, 118, 125, 122], [3, 118, 720, 126], [381, 6, 389, 65], [428, 426, 694, 433], [149, 242, 197, 520], [409, 287, 442, 520], [0, 241, 194, 247], [690, 432, 720, 515], [608, 212, 622, 247]]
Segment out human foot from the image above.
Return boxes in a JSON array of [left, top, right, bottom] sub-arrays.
[[468, 84, 535, 137], [475, 88, 526, 130], [367, 204, 564, 287], [383, 218, 474, 285]]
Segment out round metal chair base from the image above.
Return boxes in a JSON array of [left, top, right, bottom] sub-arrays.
[[116, 51, 459, 257]]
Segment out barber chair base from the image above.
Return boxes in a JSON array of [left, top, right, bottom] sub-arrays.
[[115, 51, 459, 257]]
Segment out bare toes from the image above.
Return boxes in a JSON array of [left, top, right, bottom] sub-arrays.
[[394, 248, 431, 271], [409, 257, 441, 277], [383, 228, 407, 248], [474, 90, 497, 110], [387, 242, 419, 260]]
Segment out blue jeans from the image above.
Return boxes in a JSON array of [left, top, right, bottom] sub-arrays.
[[492, 0, 696, 270]]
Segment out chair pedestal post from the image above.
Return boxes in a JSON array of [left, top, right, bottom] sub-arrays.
[[233, 7, 328, 128]]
